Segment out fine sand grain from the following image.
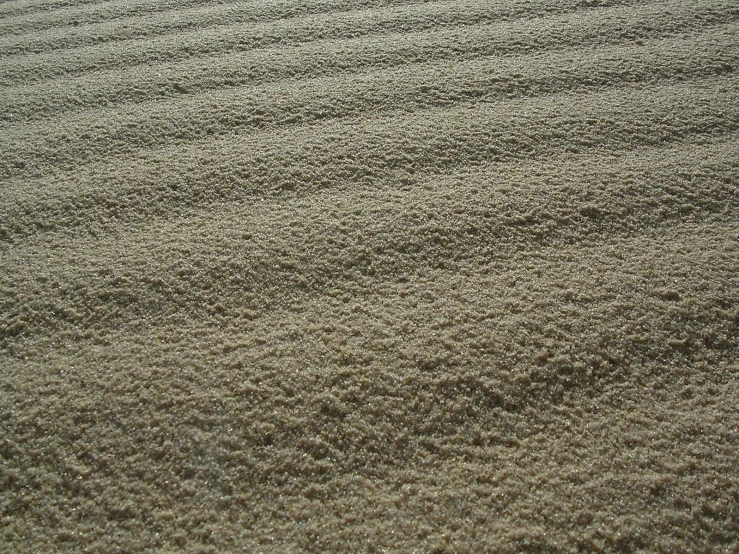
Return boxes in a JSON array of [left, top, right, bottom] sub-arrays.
[[1, 0, 738, 551]]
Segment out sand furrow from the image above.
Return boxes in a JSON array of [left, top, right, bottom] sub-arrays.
[[0, 0, 456, 53], [3, 0, 725, 87], [0, 0, 453, 54], [0, 0, 100, 19], [2, 137, 736, 341], [3, 27, 736, 179], [8, 5, 734, 123], [0, 0, 217, 29], [2, 76, 737, 218], [3, 15, 737, 126]]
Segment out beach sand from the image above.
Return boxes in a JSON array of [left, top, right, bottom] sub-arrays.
[[1, 0, 738, 551]]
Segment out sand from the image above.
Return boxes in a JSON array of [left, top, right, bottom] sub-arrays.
[[1, 0, 738, 551]]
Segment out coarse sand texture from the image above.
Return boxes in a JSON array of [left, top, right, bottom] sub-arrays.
[[1, 0, 738, 551]]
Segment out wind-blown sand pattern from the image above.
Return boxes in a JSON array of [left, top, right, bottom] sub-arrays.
[[1, 0, 738, 551]]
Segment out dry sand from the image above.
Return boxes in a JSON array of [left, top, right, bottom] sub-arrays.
[[1, 0, 738, 551]]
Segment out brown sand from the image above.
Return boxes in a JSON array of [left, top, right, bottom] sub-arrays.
[[1, 0, 738, 551]]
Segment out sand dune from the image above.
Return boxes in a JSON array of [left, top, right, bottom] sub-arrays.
[[1, 0, 738, 551]]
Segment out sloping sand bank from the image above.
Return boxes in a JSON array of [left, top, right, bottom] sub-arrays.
[[1, 0, 738, 551]]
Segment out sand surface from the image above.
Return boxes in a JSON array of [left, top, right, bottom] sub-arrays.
[[1, 0, 738, 551]]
